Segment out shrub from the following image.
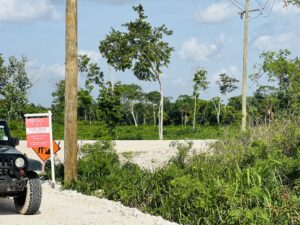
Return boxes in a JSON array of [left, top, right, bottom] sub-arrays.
[[62, 117, 300, 225]]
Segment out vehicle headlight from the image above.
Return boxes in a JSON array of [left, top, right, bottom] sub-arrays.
[[15, 157, 25, 168]]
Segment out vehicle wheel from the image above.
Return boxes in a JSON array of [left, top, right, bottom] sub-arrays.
[[14, 172, 42, 215]]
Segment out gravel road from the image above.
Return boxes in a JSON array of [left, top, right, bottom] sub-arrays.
[[17, 140, 215, 170], [0, 140, 215, 225], [0, 182, 177, 225]]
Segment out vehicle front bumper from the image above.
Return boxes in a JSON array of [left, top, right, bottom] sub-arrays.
[[0, 177, 28, 196]]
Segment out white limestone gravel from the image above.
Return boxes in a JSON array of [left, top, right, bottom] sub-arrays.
[[0, 182, 177, 225], [0, 140, 215, 225]]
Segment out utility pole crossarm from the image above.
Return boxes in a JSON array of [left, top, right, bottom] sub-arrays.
[[239, 8, 260, 19]]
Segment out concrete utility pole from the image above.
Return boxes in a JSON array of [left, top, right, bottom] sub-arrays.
[[241, 0, 250, 132], [64, 0, 78, 182], [240, 1, 260, 132]]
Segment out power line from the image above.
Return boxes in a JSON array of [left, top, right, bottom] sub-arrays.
[[254, 0, 263, 7], [191, 0, 232, 74], [263, 0, 276, 18], [228, 0, 243, 10], [233, 0, 245, 7]]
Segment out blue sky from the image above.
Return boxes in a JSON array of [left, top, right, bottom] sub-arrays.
[[0, 0, 299, 107]]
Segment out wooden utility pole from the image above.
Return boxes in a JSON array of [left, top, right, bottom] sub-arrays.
[[64, 0, 78, 182], [241, 0, 250, 132]]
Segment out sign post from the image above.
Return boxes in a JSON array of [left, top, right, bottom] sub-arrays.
[[25, 111, 56, 185]]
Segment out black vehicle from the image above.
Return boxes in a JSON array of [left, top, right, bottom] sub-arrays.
[[0, 121, 41, 215]]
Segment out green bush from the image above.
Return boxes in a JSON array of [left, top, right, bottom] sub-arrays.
[[60, 117, 300, 224]]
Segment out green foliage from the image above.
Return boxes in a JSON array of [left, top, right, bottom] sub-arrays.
[[51, 80, 65, 122], [289, 0, 300, 5], [99, 4, 174, 139], [78, 54, 104, 90], [61, 117, 300, 225], [0, 54, 32, 121], [99, 4, 174, 81], [252, 50, 300, 115], [216, 73, 239, 96], [193, 68, 209, 98], [10, 120, 231, 140], [97, 82, 122, 133]]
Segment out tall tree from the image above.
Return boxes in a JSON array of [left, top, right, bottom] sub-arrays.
[[175, 95, 193, 126], [252, 50, 300, 115], [192, 68, 209, 130], [97, 81, 122, 133], [77, 54, 103, 122], [78, 54, 104, 91], [51, 80, 65, 121], [214, 73, 239, 124], [99, 4, 174, 140], [78, 88, 94, 121], [118, 84, 143, 127], [146, 91, 160, 126], [0, 55, 32, 121], [64, 0, 78, 183]]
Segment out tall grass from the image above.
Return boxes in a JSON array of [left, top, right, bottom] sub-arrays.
[[56, 117, 300, 224]]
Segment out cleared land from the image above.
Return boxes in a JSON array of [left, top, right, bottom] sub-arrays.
[[17, 140, 215, 170], [0, 140, 214, 225], [0, 182, 177, 225]]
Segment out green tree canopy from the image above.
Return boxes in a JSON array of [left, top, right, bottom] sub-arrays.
[[0, 54, 32, 121], [99, 4, 174, 140]]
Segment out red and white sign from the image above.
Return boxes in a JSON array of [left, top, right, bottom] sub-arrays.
[[26, 118, 51, 148]]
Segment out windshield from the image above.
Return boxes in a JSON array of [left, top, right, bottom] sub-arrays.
[[0, 125, 9, 141]]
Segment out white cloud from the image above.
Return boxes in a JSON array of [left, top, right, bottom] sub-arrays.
[[195, 2, 236, 24], [179, 35, 225, 62], [211, 66, 239, 82], [26, 60, 65, 85], [78, 50, 101, 63], [273, 1, 300, 15], [0, 0, 61, 23], [253, 33, 297, 51], [45, 63, 65, 77]]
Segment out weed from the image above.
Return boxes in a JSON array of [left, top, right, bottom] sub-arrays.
[[57, 117, 300, 224]]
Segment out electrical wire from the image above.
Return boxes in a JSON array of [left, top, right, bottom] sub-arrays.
[[254, 0, 263, 7], [227, 0, 243, 11], [263, 0, 276, 18], [191, 0, 232, 75], [233, 0, 245, 7]]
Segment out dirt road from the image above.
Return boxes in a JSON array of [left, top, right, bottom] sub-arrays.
[[0, 182, 177, 225], [0, 140, 214, 224], [17, 140, 215, 170]]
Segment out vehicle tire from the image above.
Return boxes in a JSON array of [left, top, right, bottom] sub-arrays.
[[14, 172, 42, 215]]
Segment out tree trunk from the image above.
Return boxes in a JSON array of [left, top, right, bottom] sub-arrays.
[[201, 104, 208, 124], [217, 99, 221, 125], [212, 99, 221, 125], [184, 113, 188, 127], [129, 103, 138, 127], [64, 0, 78, 183], [153, 104, 156, 126], [157, 76, 164, 140], [193, 96, 197, 130]]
